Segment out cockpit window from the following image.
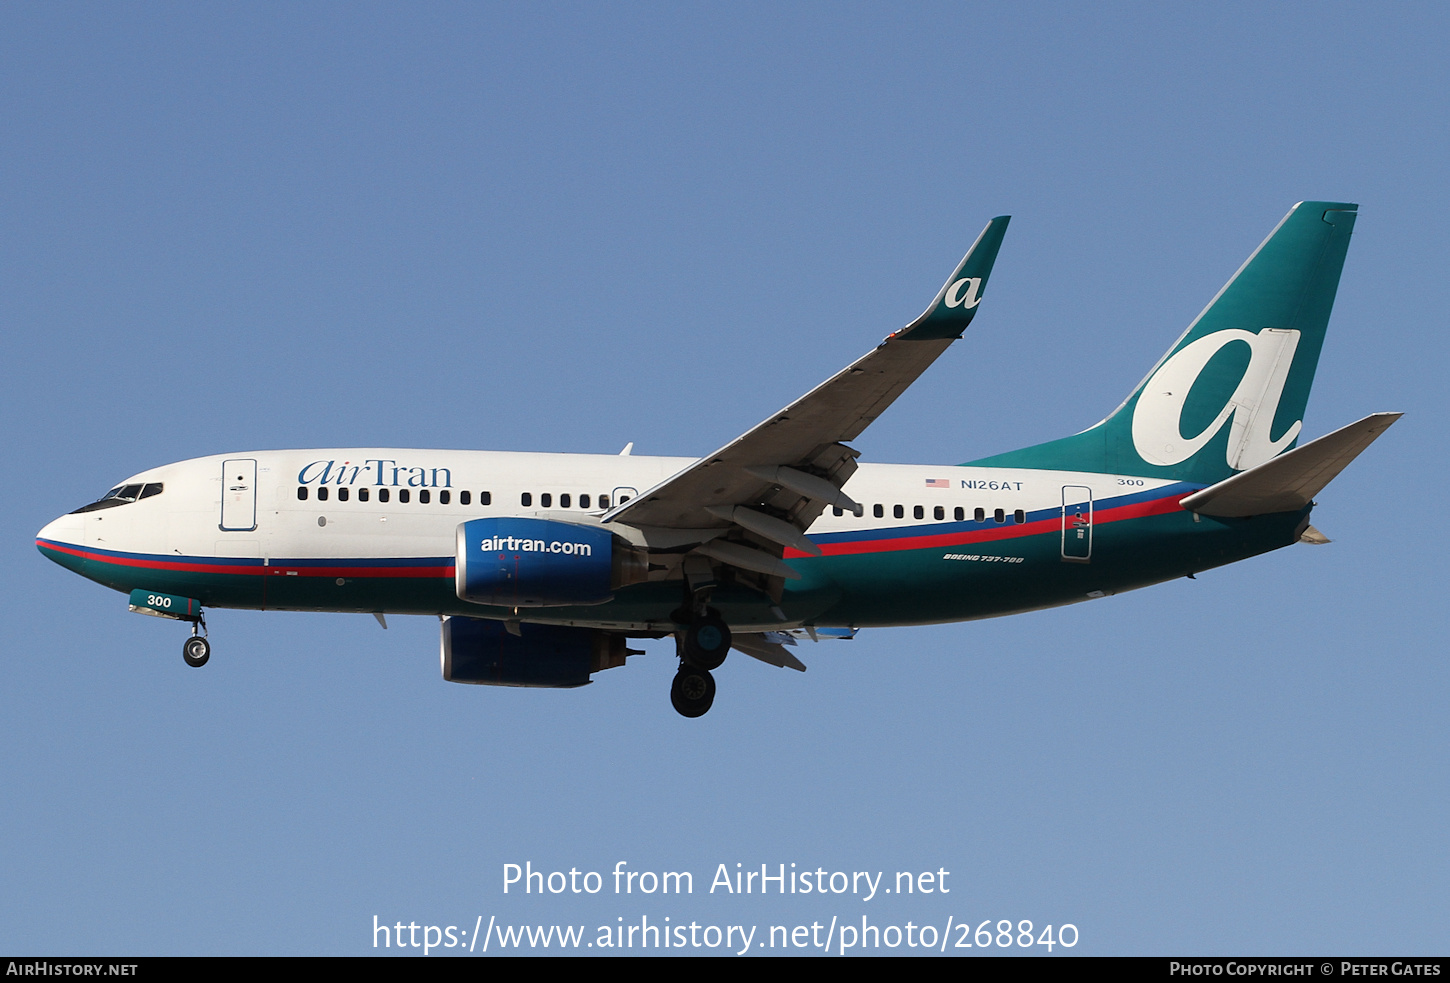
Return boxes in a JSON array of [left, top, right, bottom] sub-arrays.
[[70, 482, 163, 513]]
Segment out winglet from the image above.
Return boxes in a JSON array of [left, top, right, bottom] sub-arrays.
[[899, 215, 1011, 340]]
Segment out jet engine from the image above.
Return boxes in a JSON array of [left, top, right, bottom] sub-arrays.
[[454, 517, 646, 607], [440, 616, 631, 688]]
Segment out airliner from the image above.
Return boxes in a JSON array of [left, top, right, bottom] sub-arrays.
[[36, 202, 1399, 717]]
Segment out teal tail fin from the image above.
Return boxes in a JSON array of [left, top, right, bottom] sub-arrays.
[[967, 201, 1358, 483]]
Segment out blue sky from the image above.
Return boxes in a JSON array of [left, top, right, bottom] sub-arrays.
[[3, 4, 1446, 955]]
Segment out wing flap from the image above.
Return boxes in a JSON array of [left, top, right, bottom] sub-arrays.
[[730, 632, 808, 671]]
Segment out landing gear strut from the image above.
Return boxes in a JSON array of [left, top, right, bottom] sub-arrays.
[[669, 596, 731, 716], [668, 563, 732, 716], [182, 614, 210, 668]]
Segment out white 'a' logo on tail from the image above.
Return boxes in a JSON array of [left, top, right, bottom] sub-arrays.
[[1131, 328, 1302, 471], [944, 277, 983, 309]]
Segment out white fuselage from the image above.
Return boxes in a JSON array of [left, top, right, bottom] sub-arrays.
[[43, 447, 1173, 569]]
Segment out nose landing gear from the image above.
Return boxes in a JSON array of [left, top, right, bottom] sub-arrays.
[[126, 591, 212, 668], [181, 614, 210, 668], [182, 634, 211, 668]]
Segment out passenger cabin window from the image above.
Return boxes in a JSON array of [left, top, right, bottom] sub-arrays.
[[954, 507, 964, 521], [560, 493, 571, 508], [934, 506, 945, 520], [297, 487, 308, 501], [521, 492, 532, 507], [439, 490, 450, 505], [975, 508, 985, 522], [580, 494, 590, 509], [419, 489, 430, 504], [540, 493, 552, 508], [379, 488, 390, 503], [913, 505, 924, 520], [359, 488, 370, 502], [833, 507, 843, 517], [338, 487, 349, 502], [460, 490, 471, 506], [399, 489, 410, 504], [317, 487, 329, 501], [1014, 509, 1025, 524], [481, 491, 492, 506], [893, 505, 904, 519], [873, 504, 884, 518], [994, 508, 1005, 523], [599, 495, 609, 509]]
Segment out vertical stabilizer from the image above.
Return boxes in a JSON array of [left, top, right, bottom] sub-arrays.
[[968, 202, 1358, 483]]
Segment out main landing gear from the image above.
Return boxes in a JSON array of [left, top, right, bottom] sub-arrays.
[[682, 610, 731, 670], [182, 614, 210, 668], [670, 606, 732, 718], [671, 664, 716, 718]]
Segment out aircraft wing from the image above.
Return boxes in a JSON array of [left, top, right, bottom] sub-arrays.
[[604, 216, 1010, 562]]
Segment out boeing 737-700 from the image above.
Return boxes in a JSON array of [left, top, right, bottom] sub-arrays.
[[36, 202, 1399, 716]]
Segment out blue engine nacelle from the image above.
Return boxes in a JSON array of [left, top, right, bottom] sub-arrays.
[[440, 616, 631, 688], [455, 517, 645, 607]]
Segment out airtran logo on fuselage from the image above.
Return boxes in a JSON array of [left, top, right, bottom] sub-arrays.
[[1131, 327, 1303, 472], [943, 276, 983, 309], [298, 459, 452, 488]]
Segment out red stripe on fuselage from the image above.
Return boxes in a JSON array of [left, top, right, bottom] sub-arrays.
[[39, 490, 1185, 576], [784, 492, 1184, 558], [36, 540, 454, 579]]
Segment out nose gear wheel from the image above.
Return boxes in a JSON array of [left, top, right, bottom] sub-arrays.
[[182, 635, 211, 668]]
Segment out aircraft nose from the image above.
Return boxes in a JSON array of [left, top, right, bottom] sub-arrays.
[[37, 513, 82, 549]]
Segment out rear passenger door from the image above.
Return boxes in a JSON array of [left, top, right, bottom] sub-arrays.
[[1060, 485, 1092, 562]]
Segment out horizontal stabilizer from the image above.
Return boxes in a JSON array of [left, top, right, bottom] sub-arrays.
[[1180, 412, 1401, 517]]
